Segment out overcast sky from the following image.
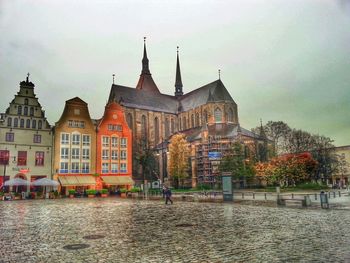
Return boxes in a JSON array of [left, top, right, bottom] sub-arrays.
[[0, 0, 349, 146]]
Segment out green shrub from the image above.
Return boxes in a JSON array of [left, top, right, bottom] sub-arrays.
[[130, 187, 141, 193], [101, 189, 108, 194], [292, 182, 329, 190], [196, 184, 212, 190], [86, 189, 97, 195], [68, 189, 76, 195], [37, 191, 43, 197], [53, 190, 59, 197], [0, 191, 4, 196], [120, 188, 127, 193]]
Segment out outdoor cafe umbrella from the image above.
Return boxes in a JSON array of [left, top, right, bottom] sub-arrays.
[[4, 178, 30, 193], [31, 178, 59, 198]]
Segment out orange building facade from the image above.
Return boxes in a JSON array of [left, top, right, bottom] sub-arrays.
[[96, 102, 133, 190]]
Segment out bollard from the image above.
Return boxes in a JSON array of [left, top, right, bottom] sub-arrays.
[[292, 193, 294, 199], [315, 194, 317, 200], [339, 191, 341, 197], [242, 192, 244, 199], [253, 193, 255, 199], [264, 193, 267, 200], [333, 192, 336, 198], [328, 192, 331, 198]]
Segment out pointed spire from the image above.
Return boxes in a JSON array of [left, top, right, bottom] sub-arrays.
[[26, 72, 30, 82], [259, 118, 267, 139], [141, 37, 150, 74], [218, 69, 221, 80], [174, 46, 183, 97], [112, 74, 115, 85]]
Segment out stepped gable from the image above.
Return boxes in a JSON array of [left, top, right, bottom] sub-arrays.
[[108, 84, 178, 114], [179, 79, 236, 112]]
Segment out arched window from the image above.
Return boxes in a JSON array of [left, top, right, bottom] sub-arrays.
[[165, 118, 169, 138], [24, 98, 28, 105], [179, 117, 182, 131], [24, 106, 28, 116], [26, 119, 31, 128], [191, 114, 194, 128], [126, 113, 133, 131], [141, 115, 147, 140], [214, 108, 222, 122], [171, 118, 175, 134], [154, 117, 159, 144], [14, 118, 18, 127], [17, 106, 22, 115], [32, 120, 36, 129], [196, 113, 200, 127], [38, 120, 42, 129], [20, 119, 24, 128], [203, 110, 208, 124], [183, 117, 187, 130], [30, 107, 34, 116], [228, 108, 234, 122], [7, 117, 12, 127]]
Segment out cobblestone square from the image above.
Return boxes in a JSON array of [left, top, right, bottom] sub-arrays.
[[1, 198, 350, 262]]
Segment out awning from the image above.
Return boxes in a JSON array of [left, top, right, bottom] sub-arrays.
[[101, 176, 134, 186], [58, 176, 96, 186]]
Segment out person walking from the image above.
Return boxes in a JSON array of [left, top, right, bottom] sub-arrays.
[[165, 187, 173, 205]]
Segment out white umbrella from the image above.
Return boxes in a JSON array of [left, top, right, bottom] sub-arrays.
[[4, 178, 30, 186], [31, 178, 59, 187]]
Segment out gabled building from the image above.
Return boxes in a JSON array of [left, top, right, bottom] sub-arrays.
[[0, 75, 52, 190], [53, 97, 96, 193], [96, 102, 133, 190]]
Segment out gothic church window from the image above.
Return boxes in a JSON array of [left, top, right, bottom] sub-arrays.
[[141, 115, 147, 140], [24, 98, 28, 105], [24, 107, 28, 116], [126, 113, 133, 130], [183, 117, 187, 130], [165, 118, 169, 138], [191, 114, 194, 128], [196, 113, 200, 127], [14, 118, 18, 127], [228, 108, 234, 122], [30, 107, 34, 116], [171, 118, 175, 134], [26, 119, 31, 128], [214, 108, 222, 123], [38, 120, 42, 129], [203, 110, 208, 124], [7, 117, 12, 127], [20, 119, 24, 128], [32, 120, 36, 129], [154, 117, 159, 144], [17, 106, 22, 115]]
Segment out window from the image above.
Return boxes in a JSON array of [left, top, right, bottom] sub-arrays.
[[228, 108, 234, 122], [24, 107, 28, 116], [111, 150, 118, 160], [191, 114, 194, 128], [141, 115, 147, 139], [154, 117, 159, 144], [71, 162, 79, 173], [196, 113, 200, 127], [60, 148, 69, 159], [72, 134, 80, 145], [68, 120, 85, 128], [102, 136, 109, 147], [30, 107, 34, 116], [0, 150, 9, 165], [82, 163, 89, 173], [108, 124, 113, 131], [71, 148, 80, 159], [17, 151, 27, 166], [17, 106, 22, 115], [121, 138, 127, 148], [61, 133, 69, 144], [120, 163, 127, 173], [33, 134, 41, 143], [82, 135, 90, 146], [26, 119, 31, 128], [14, 118, 18, 127], [38, 120, 42, 129], [111, 163, 118, 173], [7, 117, 12, 127], [35, 152, 44, 166], [120, 150, 127, 160], [127, 113, 133, 130], [5, 132, 14, 142], [24, 98, 28, 105], [32, 120, 36, 129], [171, 118, 175, 134], [165, 118, 169, 138], [82, 149, 90, 160], [74, 109, 80, 115], [183, 117, 187, 130], [20, 119, 24, 128], [102, 149, 109, 160], [60, 162, 68, 173], [102, 163, 109, 173], [203, 110, 208, 124], [214, 108, 222, 122], [111, 137, 118, 147], [179, 117, 182, 130]]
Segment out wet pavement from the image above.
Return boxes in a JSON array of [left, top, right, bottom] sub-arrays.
[[1, 198, 350, 262]]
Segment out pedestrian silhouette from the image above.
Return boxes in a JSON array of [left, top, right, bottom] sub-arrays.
[[165, 187, 173, 205]]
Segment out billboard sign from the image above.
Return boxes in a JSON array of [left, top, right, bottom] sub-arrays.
[[208, 152, 221, 160]]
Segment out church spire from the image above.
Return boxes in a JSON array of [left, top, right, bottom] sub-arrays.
[[174, 46, 183, 97], [141, 37, 150, 74]]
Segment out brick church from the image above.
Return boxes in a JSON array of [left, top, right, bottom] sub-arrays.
[[108, 39, 269, 187]]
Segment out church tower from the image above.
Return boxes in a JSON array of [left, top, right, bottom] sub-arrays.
[[174, 46, 183, 97]]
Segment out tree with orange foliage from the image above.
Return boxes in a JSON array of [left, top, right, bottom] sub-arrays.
[[255, 152, 317, 186], [168, 133, 190, 188]]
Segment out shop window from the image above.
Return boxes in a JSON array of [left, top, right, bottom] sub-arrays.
[[35, 151, 44, 166], [17, 151, 27, 166]]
